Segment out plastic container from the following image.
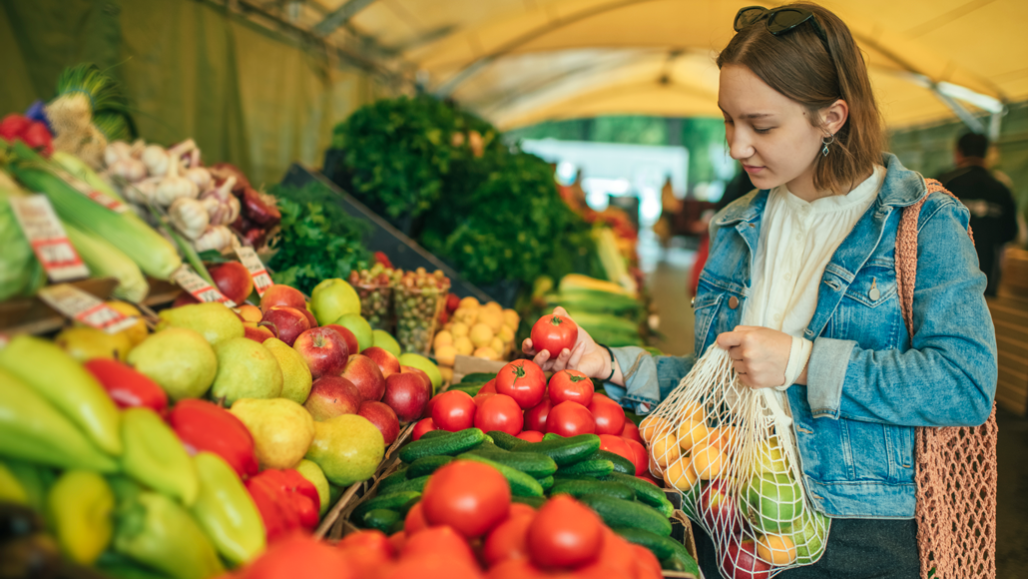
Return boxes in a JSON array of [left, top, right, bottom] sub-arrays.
[[355, 282, 394, 332], [394, 282, 449, 355]]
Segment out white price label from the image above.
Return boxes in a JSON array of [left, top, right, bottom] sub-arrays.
[[234, 246, 274, 296], [38, 284, 139, 334], [10, 195, 90, 282], [172, 265, 237, 307], [52, 168, 129, 213]]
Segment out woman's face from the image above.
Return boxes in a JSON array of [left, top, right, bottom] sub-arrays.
[[718, 64, 827, 195]]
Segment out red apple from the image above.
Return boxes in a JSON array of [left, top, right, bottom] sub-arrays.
[[242, 322, 275, 343], [383, 372, 431, 423], [301, 308, 318, 328], [358, 401, 400, 445], [363, 347, 400, 378], [260, 284, 306, 313], [700, 480, 743, 536], [324, 324, 359, 356], [173, 292, 199, 307], [446, 293, 460, 313], [210, 262, 254, 305], [341, 355, 386, 402], [236, 304, 263, 324], [293, 327, 350, 378], [304, 376, 362, 421], [720, 540, 772, 579], [400, 365, 432, 391], [262, 306, 311, 346]]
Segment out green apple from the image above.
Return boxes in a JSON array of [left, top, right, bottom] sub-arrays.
[[332, 313, 373, 353], [743, 472, 804, 533], [310, 279, 361, 326], [372, 330, 401, 357], [792, 510, 829, 563], [398, 353, 442, 393], [305, 414, 384, 487], [294, 459, 331, 516]]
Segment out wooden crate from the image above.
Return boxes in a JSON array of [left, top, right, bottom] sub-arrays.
[[452, 354, 508, 383], [990, 248, 1028, 416]]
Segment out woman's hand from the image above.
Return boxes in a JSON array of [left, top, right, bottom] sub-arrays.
[[716, 326, 795, 389], [522, 307, 610, 379]]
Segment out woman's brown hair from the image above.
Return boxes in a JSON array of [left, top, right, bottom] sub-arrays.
[[717, 3, 885, 195]]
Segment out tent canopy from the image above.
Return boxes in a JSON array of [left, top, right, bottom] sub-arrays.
[[286, 0, 1027, 129]]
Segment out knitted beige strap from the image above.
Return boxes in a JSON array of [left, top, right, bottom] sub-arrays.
[[895, 179, 997, 579]]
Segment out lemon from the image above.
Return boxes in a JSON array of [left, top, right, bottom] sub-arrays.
[[453, 336, 474, 356], [469, 323, 494, 348]]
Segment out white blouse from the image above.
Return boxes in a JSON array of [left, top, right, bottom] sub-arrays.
[[742, 165, 885, 387]]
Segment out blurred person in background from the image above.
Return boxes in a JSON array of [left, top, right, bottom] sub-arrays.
[[937, 133, 1019, 296]]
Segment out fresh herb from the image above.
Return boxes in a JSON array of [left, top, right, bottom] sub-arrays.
[[266, 183, 371, 295]]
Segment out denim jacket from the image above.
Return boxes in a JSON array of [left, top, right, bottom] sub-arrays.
[[607, 153, 997, 518]]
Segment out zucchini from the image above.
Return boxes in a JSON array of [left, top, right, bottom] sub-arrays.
[[407, 455, 455, 478], [514, 434, 600, 466], [488, 431, 524, 451], [457, 453, 544, 498], [378, 468, 411, 492], [352, 491, 421, 521], [550, 480, 635, 501], [602, 473, 674, 518], [587, 450, 635, 475], [577, 493, 672, 537], [512, 495, 546, 509], [557, 459, 614, 478], [420, 430, 451, 440], [399, 428, 487, 463], [362, 509, 402, 533], [537, 476, 554, 491]]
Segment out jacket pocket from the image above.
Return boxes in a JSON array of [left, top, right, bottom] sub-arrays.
[[835, 260, 900, 349]]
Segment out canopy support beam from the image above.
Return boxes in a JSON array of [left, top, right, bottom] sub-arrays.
[[313, 0, 378, 37]]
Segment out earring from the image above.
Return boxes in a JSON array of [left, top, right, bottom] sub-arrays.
[[821, 134, 835, 157]]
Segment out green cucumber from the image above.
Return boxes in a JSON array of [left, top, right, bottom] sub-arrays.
[[457, 453, 544, 497], [461, 373, 495, 384], [399, 428, 487, 463], [542, 433, 563, 441], [362, 509, 403, 532], [419, 430, 451, 440], [407, 455, 455, 478], [550, 479, 635, 501], [577, 493, 672, 536], [487, 431, 524, 450], [515, 434, 600, 466], [588, 450, 635, 475], [662, 551, 701, 575], [378, 468, 411, 491], [512, 495, 546, 509], [446, 385, 483, 397], [537, 476, 554, 491], [352, 491, 421, 521], [614, 527, 688, 561], [602, 473, 674, 518], [382, 475, 430, 494], [470, 449, 558, 478], [388, 518, 406, 536], [557, 459, 614, 478]]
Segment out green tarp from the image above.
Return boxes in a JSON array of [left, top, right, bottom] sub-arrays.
[[0, 0, 390, 185]]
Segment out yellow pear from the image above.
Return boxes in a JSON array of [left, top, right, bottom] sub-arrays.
[[263, 338, 313, 404], [230, 398, 315, 470]]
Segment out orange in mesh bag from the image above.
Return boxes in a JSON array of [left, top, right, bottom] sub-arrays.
[[642, 345, 829, 578]]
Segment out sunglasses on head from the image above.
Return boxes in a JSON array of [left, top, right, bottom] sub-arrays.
[[734, 6, 832, 56]]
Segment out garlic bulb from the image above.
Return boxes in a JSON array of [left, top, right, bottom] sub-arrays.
[[185, 166, 212, 190], [168, 197, 210, 240], [155, 156, 198, 206], [199, 176, 239, 225], [193, 225, 234, 253], [130, 139, 146, 159], [109, 158, 147, 182], [142, 145, 169, 177], [104, 141, 133, 167]]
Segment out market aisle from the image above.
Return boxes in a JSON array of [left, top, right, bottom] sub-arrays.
[[646, 254, 695, 357]]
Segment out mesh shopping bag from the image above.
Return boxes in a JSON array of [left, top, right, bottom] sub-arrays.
[[641, 344, 829, 578]]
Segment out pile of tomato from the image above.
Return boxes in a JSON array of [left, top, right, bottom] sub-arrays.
[[233, 460, 662, 579]]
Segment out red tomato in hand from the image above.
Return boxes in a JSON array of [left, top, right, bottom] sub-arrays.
[[530, 315, 579, 358], [431, 391, 477, 431], [475, 394, 525, 435], [622, 438, 648, 476], [516, 430, 545, 443], [547, 369, 594, 406], [421, 460, 511, 538], [620, 420, 643, 444], [588, 395, 626, 435], [483, 513, 534, 566], [526, 495, 603, 569], [495, 360, 546, 409], [524, 397, 552, 432], [412, 417, 439, 440], [546, 401, 595, 437]]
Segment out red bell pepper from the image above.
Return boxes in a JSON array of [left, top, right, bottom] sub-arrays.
[[20, 122, 53, 156], [83, 359, 169, 415], [244, 469, 321, 542], [258, 469, 320, 530], [168, 399, 259, 478]]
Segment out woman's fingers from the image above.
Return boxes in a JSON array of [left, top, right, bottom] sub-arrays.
[[531, 348, 551, 368], [522, 338, 536, 356], [568, 341, 586, 368]]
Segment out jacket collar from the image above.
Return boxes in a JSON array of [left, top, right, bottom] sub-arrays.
[[714, 153, 927, 228]]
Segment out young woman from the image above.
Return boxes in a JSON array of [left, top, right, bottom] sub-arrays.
[[523, 4, 997, 577]]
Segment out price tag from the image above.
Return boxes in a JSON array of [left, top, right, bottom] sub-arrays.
[[172, 265, 237, 307], [10, 195, 90, 282], [38, 284, 139, 334], [52, 168, 129, 213], [234, 246, 274, 296]]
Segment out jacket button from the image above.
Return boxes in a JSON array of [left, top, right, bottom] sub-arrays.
[[690, 297, 695, 307], [728, 296, 739, 309]]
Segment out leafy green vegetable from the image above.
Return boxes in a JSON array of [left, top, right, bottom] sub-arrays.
[[266, 182, 371, 295]]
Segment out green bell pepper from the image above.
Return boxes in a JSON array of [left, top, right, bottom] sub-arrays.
[[120, 408, 198, 505], [191, 452, 265, 566], [113, 491, 224, 579], [0, 368, 118, 472], [48, 470, 114, 564]]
